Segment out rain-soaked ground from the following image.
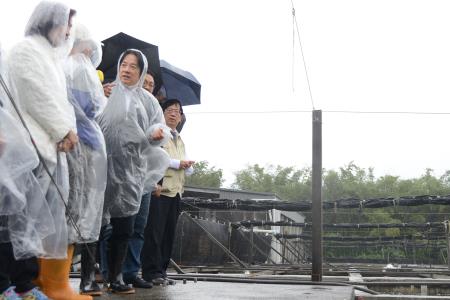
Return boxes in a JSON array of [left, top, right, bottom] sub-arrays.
[[69, 278, 355, 300]]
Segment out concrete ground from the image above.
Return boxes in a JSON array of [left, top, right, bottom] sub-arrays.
[[70, 279, 355, 300]]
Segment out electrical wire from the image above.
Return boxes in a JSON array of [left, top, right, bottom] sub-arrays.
[[185, 109, 450, 115], [291, 0, 315, 110]]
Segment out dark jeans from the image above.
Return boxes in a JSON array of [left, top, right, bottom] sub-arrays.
[[0, 242, 38, 293], [123, 193, 151, 282], [99, 215, 135, 280], [141, 194, 181, 280]]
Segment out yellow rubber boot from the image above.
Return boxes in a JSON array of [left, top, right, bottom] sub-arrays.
[[37, 245, 93, 300], [33, 257, 43, 287]]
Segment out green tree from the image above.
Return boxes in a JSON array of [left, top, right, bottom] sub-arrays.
[[185, 160, 224, 188], [233, 164, 311, 201]]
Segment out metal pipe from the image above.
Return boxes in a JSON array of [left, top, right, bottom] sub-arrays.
[[168, 273, 379, 295], [276, 236, 303, 262], [184, 213, 248, 269], [251, 230, 294, 264], [236, 229, 277, 265], [169, 259, 186, 274], [311, 109, 323, 281]]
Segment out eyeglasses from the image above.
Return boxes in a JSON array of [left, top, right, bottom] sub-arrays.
[[120, 62, 138, 71], [165, 108, 181, 115]]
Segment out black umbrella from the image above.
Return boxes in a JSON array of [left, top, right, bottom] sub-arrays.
[[98, 32, 162, 94], [160, 60, 201, 106]]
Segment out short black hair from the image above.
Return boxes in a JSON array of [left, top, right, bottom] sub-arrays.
[[161, 98, 183, 114], [119, 49, 145, 76]]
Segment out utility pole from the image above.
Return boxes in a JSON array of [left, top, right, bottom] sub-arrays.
[[311, 110, 322, 281]]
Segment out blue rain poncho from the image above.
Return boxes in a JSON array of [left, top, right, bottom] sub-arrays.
[[64, 24, 107, 243], [97, 49, 170, 223]]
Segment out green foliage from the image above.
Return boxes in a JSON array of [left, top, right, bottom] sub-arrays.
[[232, 164, 311, 201], [232, 162, 450, 264], [185, 160, 224, 188]]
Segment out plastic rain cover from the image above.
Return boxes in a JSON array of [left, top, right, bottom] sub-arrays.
[[25, 1, 70, 48], [64, 24, 107, 243], [97, 49, 170, 223], [0, 48, 55, 259]]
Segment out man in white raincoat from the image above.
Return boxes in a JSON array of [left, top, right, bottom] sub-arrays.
[[6, 2, 91, 300]]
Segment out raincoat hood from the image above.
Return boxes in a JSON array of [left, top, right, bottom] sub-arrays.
[[71, 23, 102, 68], [116, 48, 148, 90], [25, 1, 71, 47]]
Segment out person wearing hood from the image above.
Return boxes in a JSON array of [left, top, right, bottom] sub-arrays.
[[5, 2, 91, 300], [120, 70, 157, 289], [63, 24, 107, 296], [97, 49, 170, 294], [0, 43, 54, 300]]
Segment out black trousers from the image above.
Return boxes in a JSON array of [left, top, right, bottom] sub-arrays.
[[0, 242, 38, 293], [141, 194, 181, 280], [99, 215, 135, 281]]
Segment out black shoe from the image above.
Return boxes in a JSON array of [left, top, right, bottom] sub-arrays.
[[80, 243, 103, 296], [151, 277, 167, 286], [80, 280, 102, 296], [125, 276, 153, 289], [108, 282, 135, 294]]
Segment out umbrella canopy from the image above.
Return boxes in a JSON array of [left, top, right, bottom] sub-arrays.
[[97, 32, 162, 93], [160, 59, 201, 106]]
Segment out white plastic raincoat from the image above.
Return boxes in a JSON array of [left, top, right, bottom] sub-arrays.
[[5, 1, 76, 258], [97, 49, 170, 223], [0, 44, 55, 260], [64, 24, 107, 243]]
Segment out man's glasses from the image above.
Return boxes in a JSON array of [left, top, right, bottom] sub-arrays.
[[165, 108, 181, 115]]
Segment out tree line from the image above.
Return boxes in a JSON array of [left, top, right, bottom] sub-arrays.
[[186, 161, 450, 264]]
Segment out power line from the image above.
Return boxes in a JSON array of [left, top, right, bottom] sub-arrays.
[[186, 109, 450, 115], [324, 110, 450, 115], [291, 0, 315, 110]]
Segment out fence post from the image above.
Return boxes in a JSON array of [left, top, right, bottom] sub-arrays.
[[311, 110, 322, 281]]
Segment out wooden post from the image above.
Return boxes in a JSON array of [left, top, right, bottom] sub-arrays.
[[311, 110, 322, 281]]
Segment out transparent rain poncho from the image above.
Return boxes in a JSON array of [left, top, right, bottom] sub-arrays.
[[0, 45, 55, 259], [4, 1, 77, 258], [64, 24, 107, 243], [25, 1, 70, 48], [97, 49, 170, 223]]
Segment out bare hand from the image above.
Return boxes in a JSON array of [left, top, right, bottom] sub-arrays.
[[66, 130, 78, 145], [152, 184, 162, 197], [151, 128, 164, 141], [57, 139, 72, 152], [180, 160, 195, 169], [58, 130, 78, 152], [103, 82, 116, 98]]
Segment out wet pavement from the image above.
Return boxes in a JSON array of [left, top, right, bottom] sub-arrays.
[[70, 279, 355, 300]]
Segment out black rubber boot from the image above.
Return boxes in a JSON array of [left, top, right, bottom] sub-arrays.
[[80, 243, 102, 296]]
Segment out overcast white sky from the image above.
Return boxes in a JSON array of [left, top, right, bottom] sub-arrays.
[[1, 0, 450, 186]]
